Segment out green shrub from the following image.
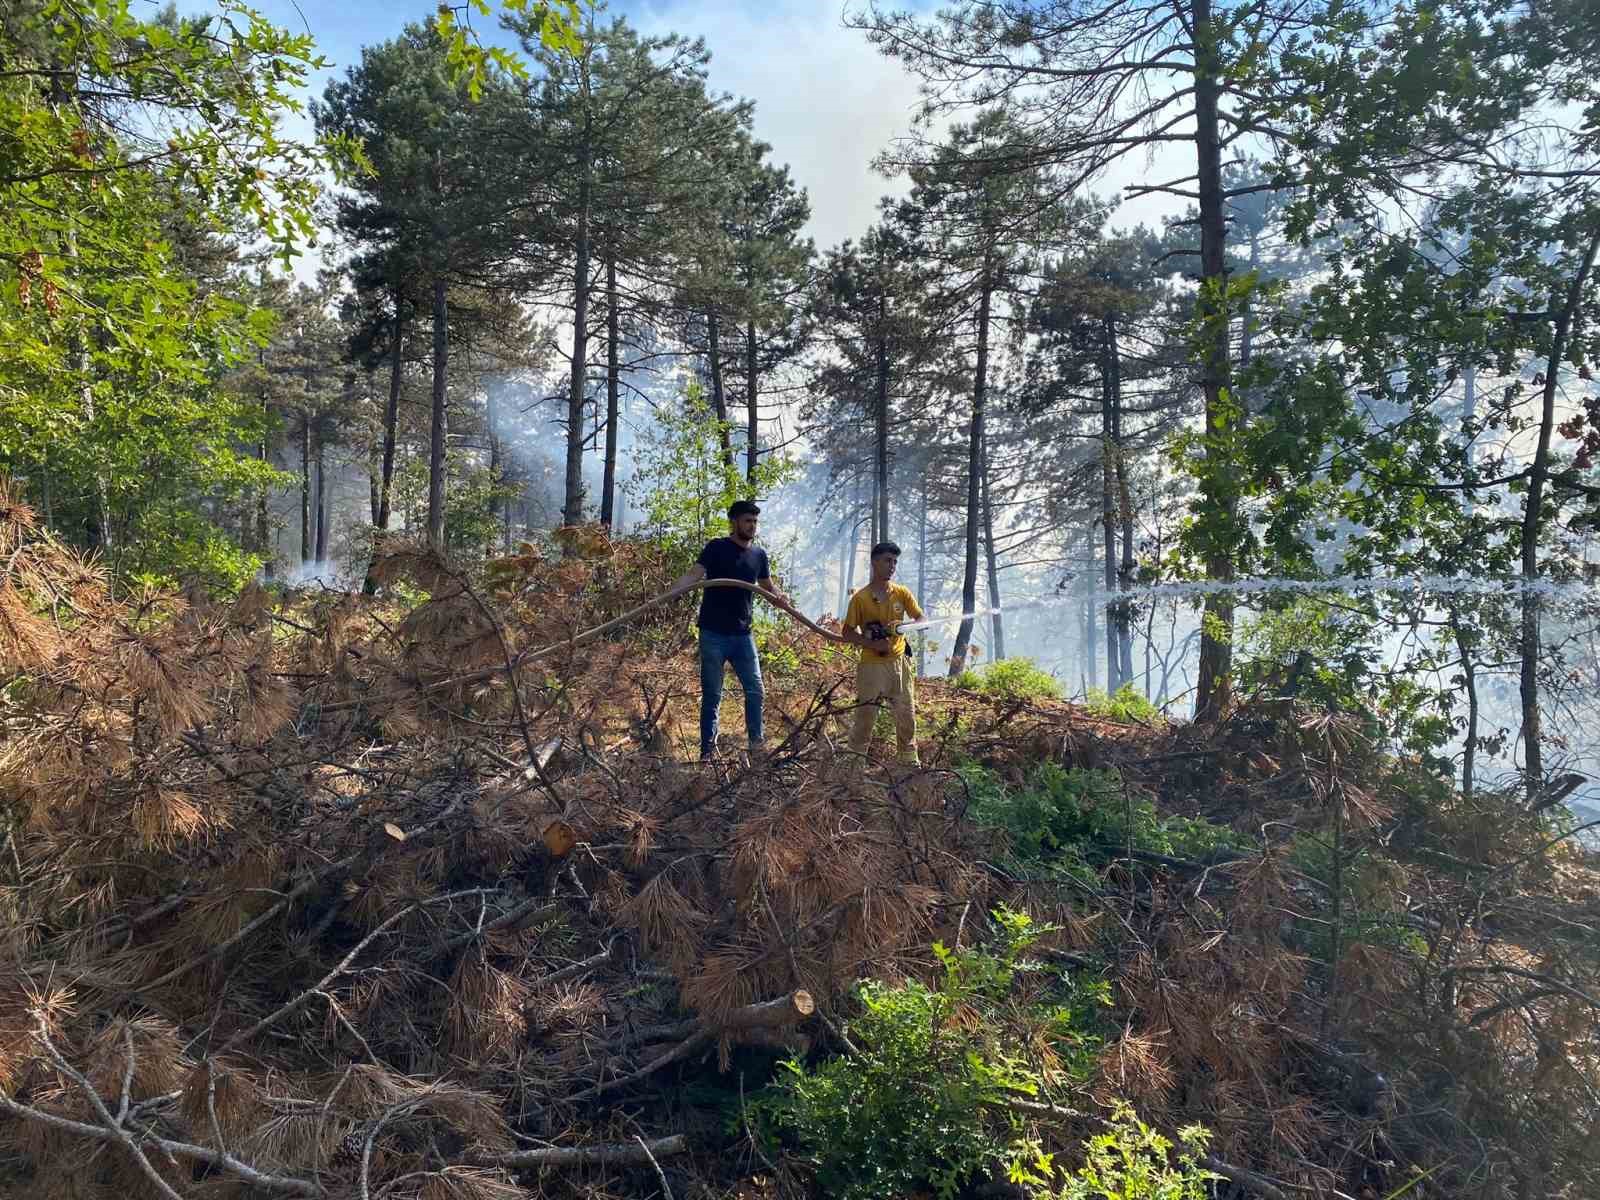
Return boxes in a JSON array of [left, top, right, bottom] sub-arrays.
[[625, 381, 797, 563], [751, 612, 801, 676], [1083, 683, 1164, 724], [962, 763, 1247, 873], [759, 908, 1106, 1200], [956, 656, 1064, 702], [1050, 1101, 1215, 1200]]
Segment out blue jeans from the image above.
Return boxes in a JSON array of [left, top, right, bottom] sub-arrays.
[[699, 630, 763, 756]]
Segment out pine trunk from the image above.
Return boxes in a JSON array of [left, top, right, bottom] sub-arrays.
[[1192, 0, 1236, 722], [427, 276, 449, 551], [875, 309, 890, 542], [299, 415, 312, 564], [314, 429, 329, 563], [836, 515, 851, 617], [487, 385, 503, 553], [256, 440, 273, 580], [917, 476, 928, 678], [368, 440, 381, 528], [981, 427, 1004, 661], [1117, 460, 1136, 687], [746, 318, 760, 487], [870, 461, 881, 548], [1084, 525, 1099, 692], [1520, 231, 1600, 797], [562, 118, 593, 531], [601, 256, 620, 526], [363, 305, 403, 595], [844, 513, 860, 599], [64, 215, 111, 554], [706, 312, 734, 474], [1450, 608, 1478, 804], [949, 270, 992, 677], [1108, 312, 1134, 687], [1101, 322, 1119, 690]]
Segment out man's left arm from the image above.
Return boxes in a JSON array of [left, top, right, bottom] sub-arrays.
[[902, 587, 925, 623], [758, 570, 792, 611]]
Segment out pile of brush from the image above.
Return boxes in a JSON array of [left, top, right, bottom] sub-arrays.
[[0, 486, 1002, 1199], [0, 481, 1595, 1200]]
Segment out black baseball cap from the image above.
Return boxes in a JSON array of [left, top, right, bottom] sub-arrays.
[[727, 500, 762, 519]]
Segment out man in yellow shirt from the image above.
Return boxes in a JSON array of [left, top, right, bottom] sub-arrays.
[[842, 541, 924, 765]]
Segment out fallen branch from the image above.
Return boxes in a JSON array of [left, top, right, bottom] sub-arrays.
[[613, 1018, 697, 1048], [34, 1023, 184, 1200], [0, 1071, 321, 1196], [1469, 986, 1571, 1026], [1443, 963, 1600, 1015], [440, 895, 560, 956], [1117, 846, 1252, 873], [636, 1134, 675, 1199], [571, 990, 815, 1102], [1199, 1155, 1291, 1200], [473, 1134, 688, 1169], [527, 942, 616, 991], [570, 1031, 714, 1101], [612, 990, 817, 1051]]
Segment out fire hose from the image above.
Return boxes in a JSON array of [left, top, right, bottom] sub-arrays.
[[536, 577, 854, 655], [405, 579, 852, 702]]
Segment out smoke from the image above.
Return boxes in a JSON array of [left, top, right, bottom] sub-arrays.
[[275, 559, 347, 588]]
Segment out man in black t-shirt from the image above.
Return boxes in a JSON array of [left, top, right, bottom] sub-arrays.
[[668, 500, 793, 760]]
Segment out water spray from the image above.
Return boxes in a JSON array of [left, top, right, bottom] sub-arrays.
[[896, 605, 1002, 634], [890, 573, 1600, 633]]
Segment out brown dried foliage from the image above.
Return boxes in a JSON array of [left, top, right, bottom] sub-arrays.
[[0, 493, 1592, 1199]]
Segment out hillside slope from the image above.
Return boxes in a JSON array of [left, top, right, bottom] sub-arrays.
[[0, 505, 1595, 1200]]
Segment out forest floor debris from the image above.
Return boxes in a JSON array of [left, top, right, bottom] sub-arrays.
[[0, 498, 1596, 1199]]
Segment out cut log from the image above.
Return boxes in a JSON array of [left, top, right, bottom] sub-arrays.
[[574, 990, 817, 1101], [721, 989, 814, 1030]]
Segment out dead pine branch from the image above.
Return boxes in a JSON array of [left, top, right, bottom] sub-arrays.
[[636, 1133, 675, 1200], [34, 1020, 185, 1200], [0, 1032, 322, 1197], [720, 988, 814, 1031], [139, 797, 467, 995], [527, 941, 617, 991], [569, 1031, 714, 1102], [440, 895, 561, 956], [473, 1134, 688, 1169]]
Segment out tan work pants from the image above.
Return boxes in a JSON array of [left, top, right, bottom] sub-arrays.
[[849, 654, 919, 763]]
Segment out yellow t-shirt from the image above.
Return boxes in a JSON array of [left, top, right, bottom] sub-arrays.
[[844, 583, 924, 661]]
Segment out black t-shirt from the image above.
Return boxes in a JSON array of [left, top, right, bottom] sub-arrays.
[[695, 537, 770, 634]]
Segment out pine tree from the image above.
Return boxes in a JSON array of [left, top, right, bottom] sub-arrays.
[[890, 111, 1072, 675], [507, 15, 751, 530], [315, 20, 532, 551]]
